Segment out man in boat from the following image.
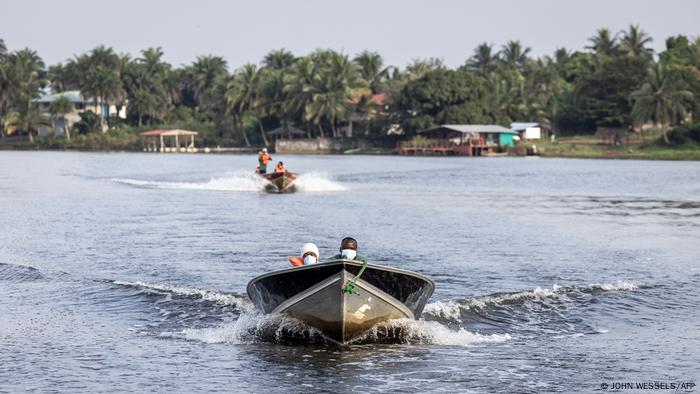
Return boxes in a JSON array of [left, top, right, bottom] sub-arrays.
[[274, 161, 286, 173], [329, 237, 367, 263], [288, 243, 320, 267], [257, 148, 271, 174]]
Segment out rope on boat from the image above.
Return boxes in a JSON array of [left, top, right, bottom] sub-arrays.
[[342, 260, 368, 295]]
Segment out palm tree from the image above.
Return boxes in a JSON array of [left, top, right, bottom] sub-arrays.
[[0, 38, 7, 61], [404, 58, 444, 80], [631, 64, 693, 143], [500, 40, 531, 72], [353, 51, 389, 93], [190, 55, 228, 109], [48, 95, 74, 140], [122, 62, 167, 126], [4, 101, 50, 142], [262, 49, 296, 70], [620, 25, 654, 59], [466, 43, 499, 75], [284, 57, 318, 136], [227, 63, 268, 146], [586, 28, 619, 57]]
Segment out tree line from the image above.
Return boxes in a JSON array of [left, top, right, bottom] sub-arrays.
[[0, 25, 698, 146]]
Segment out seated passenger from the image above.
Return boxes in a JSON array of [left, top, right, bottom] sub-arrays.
[[274, 161, 286, 173], [289, 243, 320, 267], [329, 237, 367, 263]]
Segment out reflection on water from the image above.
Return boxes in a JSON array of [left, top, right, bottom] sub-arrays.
[[0, 152, 699, 392]]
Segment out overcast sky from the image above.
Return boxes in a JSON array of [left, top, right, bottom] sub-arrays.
[[3, 0, 699, 70]]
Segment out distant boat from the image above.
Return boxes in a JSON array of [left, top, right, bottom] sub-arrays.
[[261, 171, 298, 193], [247, 259, 435, 345]]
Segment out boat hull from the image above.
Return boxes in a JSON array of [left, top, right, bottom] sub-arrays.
[[262, 172, 297, 193], [247, 260, 434, 345]]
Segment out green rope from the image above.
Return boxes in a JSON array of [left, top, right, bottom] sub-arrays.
[[342, 260, 368, 295]]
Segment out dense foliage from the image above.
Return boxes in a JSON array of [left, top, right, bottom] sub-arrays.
[[1, 25, 699, 145]]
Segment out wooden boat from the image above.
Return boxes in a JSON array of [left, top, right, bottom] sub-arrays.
[[261, 171, 298, 193], [247, 259, 434, 345]]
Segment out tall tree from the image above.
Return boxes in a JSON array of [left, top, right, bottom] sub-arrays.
[[404, 58, 445, 80], [284, 57, 318, 136], [48, 95, 74, 140], [631, 63, 693, 143], [466, 43, 499, 76], [353, 51, 389, 93], [586, 28, 619, 57], [620, 24, 654, 59], [262, 49, 296, 70], [190, 55, 228, 111], [227, 63, 268, 146], [500, 40, 531, 73]]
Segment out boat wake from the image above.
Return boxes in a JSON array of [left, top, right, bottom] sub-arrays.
[[423, 281, 638, 322], [110, 171, 346, 193], [105, 278, 640, 347], [163, 313, 511, 347]]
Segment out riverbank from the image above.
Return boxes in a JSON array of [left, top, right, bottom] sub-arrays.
[[530, 135, 700, 160], [2, 133, 699, 160]]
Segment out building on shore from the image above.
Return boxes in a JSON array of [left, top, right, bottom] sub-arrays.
[[510, 122, 545, 140], [33, 90, 127, 136], [399, 124, 518, 156], [140, 129, 199, 152]]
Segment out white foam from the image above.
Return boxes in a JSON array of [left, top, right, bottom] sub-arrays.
[[423, 281, 638, 320], [292, 171, 347, 192], [111, 171, 346, 193], [361, 319, 511, 346], [422, 300, 464, 321], [587, 280, 638, 291], [114, 280, 252, 311], [111, 171, 268, 192], [165, 313, 324, 344]]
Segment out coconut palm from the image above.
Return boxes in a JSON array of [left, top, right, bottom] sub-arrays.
[[0, 38, 7, 61], [284, 57, 318, 136], [227, 63, 268, 146], [306, 52, 366, 137], [631, 63, 693, 143], [586, 28, 619, 57], [4, 101, 50, 142], [48, 95, 74, 140], [404, 58, 444, 80], [190, 55, 228, 109], [262, 49, 296, 70], [122, 62, 168, 126], [466, 43, 499, 76], [353, 51, 389, 93], [620, 25, 654, 59], [500, 40, 531, 72]]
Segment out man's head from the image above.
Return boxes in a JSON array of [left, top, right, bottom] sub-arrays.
[[278, 161, 283, 166], [262, 148, 268, 153], [340, 237, 358, 251], [339, 237, 358, 260]]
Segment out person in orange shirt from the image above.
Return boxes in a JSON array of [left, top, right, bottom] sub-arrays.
[[288, 243, 320, 267], [274, 161, 286, 173], [257, 148, 271, 174]]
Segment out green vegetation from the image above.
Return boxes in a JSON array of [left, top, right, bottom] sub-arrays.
[[0, 26, 699, 159]]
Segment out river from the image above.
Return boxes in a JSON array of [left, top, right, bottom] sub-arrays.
[[1, 151, 698, 392]]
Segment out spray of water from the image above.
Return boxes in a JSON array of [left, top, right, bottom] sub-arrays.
[[111, 171, 346, 193]]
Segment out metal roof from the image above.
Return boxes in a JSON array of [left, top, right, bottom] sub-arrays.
[[420, 124, 515, 134], [140, 129, 199, 136], [510, 122, 540, 131], [33, 90, 93, 104]]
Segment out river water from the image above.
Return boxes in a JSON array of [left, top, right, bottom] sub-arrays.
[[1, 151, 698, 393]]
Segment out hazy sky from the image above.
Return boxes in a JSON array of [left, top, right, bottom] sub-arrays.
[[3, 0, 700, 70]]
